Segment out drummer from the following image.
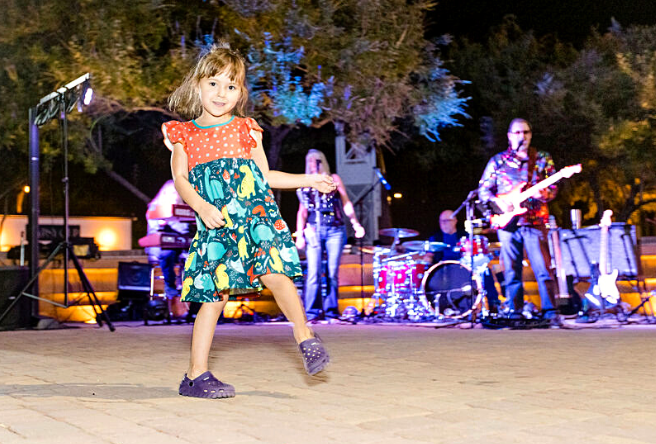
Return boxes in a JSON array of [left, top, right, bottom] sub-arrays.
[[427, 209, 500, 312], [426, 210, 465, 263]]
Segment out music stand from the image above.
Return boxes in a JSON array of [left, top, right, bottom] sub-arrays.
[[558, 223, 650, 322]]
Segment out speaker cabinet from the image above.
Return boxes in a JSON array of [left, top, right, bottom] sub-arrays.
[[117, 262, 151, 299], [0, 267, 34, 330]]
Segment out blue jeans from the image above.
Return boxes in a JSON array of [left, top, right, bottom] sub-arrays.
[[482, 268, 499, 308], [497, 226, 556, 312], [304, 224, 347, 319], [146, 247, 182, 298]]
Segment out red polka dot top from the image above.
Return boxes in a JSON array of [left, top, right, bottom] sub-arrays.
[[161, 116, 263, 172]]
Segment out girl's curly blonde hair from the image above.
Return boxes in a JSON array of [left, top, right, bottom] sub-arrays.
[[168, 43, 249, 119]]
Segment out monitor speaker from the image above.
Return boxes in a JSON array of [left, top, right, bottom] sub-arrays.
[[117, 262, 151, 299], [0, 267, 33, 330]]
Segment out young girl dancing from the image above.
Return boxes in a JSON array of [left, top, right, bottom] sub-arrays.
[[162, 44, 334, 399]]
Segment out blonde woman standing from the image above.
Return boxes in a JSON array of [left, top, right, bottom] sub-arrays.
[[295, 150, 366, 321]]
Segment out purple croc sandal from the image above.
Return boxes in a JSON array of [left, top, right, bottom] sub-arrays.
[[179, 371, 236, 399], [299, 335, 330, 376]]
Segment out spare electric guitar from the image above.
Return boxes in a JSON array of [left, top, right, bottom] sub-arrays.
[[549, 215, 581, 315], [490, 164, 582, 229], [585, 210, 620, 308]]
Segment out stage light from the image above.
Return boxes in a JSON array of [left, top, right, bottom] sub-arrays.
[[63, 87, 79, 113], [393, 193, 403, 199], [34, 73, 92, 127], [23, 186, 30, 193], [83, 85, 94, 106], [15, 72, 115, 332]]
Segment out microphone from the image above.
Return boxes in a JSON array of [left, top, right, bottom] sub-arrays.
[[373, 167, 392, 191]]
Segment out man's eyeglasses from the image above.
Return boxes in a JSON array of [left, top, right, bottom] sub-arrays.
[[510, 130, 531, 135]]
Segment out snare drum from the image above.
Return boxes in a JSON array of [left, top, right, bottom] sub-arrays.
[[421, 261, 483, 319], [458, 235, 490, 257]]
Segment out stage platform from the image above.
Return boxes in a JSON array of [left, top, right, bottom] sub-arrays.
[[1, 322, 656, 443], [3, 239, 656, 323]]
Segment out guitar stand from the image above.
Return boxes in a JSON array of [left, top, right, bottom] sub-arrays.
[[621, 230, 656, 323], [626, 292, 656, 323]]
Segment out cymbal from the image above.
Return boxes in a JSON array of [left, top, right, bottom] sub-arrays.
[[379, 228, 419, 238], [402, 240, 450, 252]]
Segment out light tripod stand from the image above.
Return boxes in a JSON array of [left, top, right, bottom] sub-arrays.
[[0, 74, 114, 331]]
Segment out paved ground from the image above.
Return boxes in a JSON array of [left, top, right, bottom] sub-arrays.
[[1, 320, 656, 444]]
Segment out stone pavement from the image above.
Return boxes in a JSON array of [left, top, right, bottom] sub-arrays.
[[1, 321, 656, 444]]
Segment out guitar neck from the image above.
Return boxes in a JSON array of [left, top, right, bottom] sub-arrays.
[[516, 171, 564, 203], [600, 224, 609, 276]]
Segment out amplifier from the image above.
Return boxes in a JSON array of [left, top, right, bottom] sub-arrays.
[[0, 267, 33, 330]]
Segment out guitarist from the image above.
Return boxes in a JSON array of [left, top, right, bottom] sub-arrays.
[[478, 118, 560, 325]]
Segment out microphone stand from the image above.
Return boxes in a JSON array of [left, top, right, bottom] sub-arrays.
[[353, 179, 382, 317], [454, 190, 479, 327]]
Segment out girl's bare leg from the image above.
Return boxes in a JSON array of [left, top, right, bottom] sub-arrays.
[[258, 273, 313, 343], [187, 294, 228, 379]]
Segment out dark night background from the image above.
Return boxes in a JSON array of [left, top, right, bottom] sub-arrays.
[[429, 0, 656, 45]]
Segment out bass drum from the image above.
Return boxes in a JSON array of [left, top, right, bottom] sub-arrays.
[[421, 261, 483, 319]]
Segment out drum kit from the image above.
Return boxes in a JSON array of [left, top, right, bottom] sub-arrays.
[[372, 227, 496, 322]]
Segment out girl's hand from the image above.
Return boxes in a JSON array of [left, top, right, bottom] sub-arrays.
[[310, 174, 336, 194], [198, 202, 225, 229], [353, 223, 366, 239]]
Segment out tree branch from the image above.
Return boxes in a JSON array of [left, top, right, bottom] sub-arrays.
[[86, 136, 152, 204]]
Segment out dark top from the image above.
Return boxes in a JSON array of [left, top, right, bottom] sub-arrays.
[[428, 228, 467, 263], [297, 188, 345, 227]]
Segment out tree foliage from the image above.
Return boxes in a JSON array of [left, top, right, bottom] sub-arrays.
[[1, 0, 468, 216]]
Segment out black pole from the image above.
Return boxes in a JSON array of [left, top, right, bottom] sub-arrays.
[[28, 107, 40, 319], [467, 200, 476, 326], [60, 101, 70, 308], [359, 202, 365, 303]]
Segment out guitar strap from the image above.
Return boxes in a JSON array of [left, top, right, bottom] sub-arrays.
[[526, 146, 538, 186]]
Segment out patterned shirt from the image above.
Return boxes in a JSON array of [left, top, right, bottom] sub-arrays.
[[478, 147, 557, 227]]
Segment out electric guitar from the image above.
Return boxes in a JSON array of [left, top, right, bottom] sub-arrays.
[[549, 215, 581, 315], [490, 164, 582, 229], [585, 210, 620, 308]]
